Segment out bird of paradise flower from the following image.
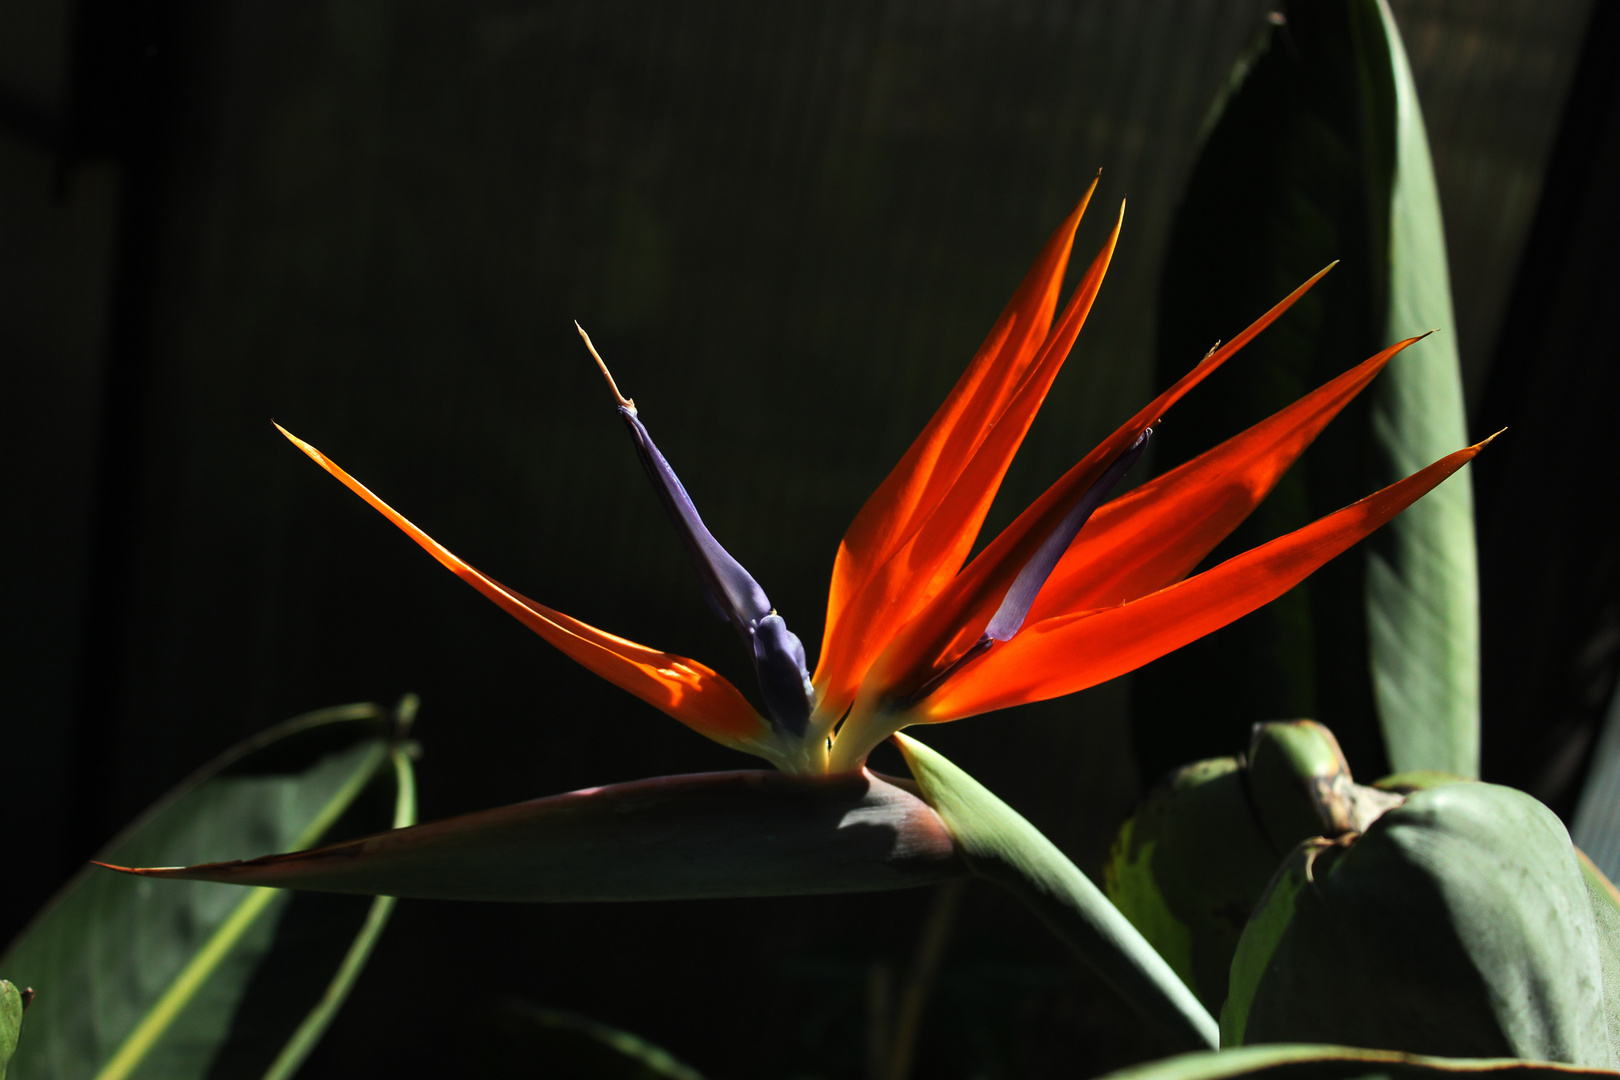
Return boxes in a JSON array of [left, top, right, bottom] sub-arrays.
[[103, 178, 1492, 1049], [274, 178, 1486, 778]]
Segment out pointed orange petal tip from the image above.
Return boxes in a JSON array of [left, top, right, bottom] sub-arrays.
[[275, 421, 326, 464]]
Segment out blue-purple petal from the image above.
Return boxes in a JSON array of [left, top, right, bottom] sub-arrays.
[[616, 405, 816, 733], [982, 427, 1151, 642], [619, 407, 773, 628]]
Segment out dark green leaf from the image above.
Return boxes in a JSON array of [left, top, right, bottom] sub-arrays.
[[1138, 0, 1478, 782], [106, 769, 965, 901], [489, 1001, 707, 1080], [893, 732, 1218, 1050], [1099, 1044, 1620, 1079], [0, 700, 416, 1080], [1105, 755, 1281, 1013]]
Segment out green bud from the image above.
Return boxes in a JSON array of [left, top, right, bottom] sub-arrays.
[[1246, 721, 1400, 847], [1222, 782, 1613, 1066], [1106, 721, 1399, 1012]]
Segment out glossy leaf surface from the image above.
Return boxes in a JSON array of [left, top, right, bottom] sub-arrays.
[[1101, 1044, 1620, 1080], [1140, 0, 1477, 781], [107, 769, 966, 901], [0, 701, 415, 1080], [893, 732, 1219, 1050]]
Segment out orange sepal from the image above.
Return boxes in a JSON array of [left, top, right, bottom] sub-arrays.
[[870, 265, 1337, 698], [1024, 335, 1426, 622], [916, 435, 1495, 722], [815, 181, 1097, 708], [276, 425, 770, 750]]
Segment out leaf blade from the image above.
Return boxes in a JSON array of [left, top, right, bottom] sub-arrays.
[[892, 732, 1219, 1050], [0, 701, 411, 1080], [1098, 1044, 1620, 1080], [103, 769, 966, 902]]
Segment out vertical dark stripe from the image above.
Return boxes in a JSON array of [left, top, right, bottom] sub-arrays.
[[1474, 1, 1620, 810]]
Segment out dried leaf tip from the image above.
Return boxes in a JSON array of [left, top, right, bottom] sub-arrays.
[[575, 321, 636, 413]]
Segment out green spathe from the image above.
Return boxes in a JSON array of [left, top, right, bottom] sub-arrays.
[[1222, 783, 1612, 1066]]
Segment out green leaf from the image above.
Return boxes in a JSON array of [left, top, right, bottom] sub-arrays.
[[892, 731, 1219, 1051], [1, 981, 23, 1080], [488, 1001, 708, 1080], [1367, 0, 1478, 778], [1575, 850, 1620, 1065], [1138, 0, 1478, 782], [1098, 1044, 1620, 1079], [0, 699, 417, 1080], [104, 768, 965, 901], [1105, 721, 1402, 1015], [1222, 783, 1611, 1066]]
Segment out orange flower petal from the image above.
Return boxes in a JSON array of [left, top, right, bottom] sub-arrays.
[[813, 181, 1098, 712], [276, 425, 770, 750], [870, 265, 1337, 697], [915, 436, 1494, 722], [1024, 335, 1426, 623]]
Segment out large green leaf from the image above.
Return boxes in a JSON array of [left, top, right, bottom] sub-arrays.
[[0, 699, 417, 1080], [1099, 1044, 1620, 1079], [1, 981, 23, 1080], [1223, 783, 1610, 1065], [1137, 0, 1477, 782], [892, 732, 1219, 1051], [104, 768, 965, 900]]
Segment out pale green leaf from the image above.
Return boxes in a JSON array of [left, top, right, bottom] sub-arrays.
[[893, 731, 1218, 1050], [1366, 0, 1478, 777], [1139, 0, 1479, 782], [1100, 1044, 1619, 1080]]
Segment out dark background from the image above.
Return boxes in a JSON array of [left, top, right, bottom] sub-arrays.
[[2, 1, 1614, 1076]]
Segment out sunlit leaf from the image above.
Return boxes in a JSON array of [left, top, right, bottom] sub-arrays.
[[892, 732, 1219, 1050], [1139, 0, 1478, 781], [1, 980, 24, 1080], [0, 699, 416, 1080]]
